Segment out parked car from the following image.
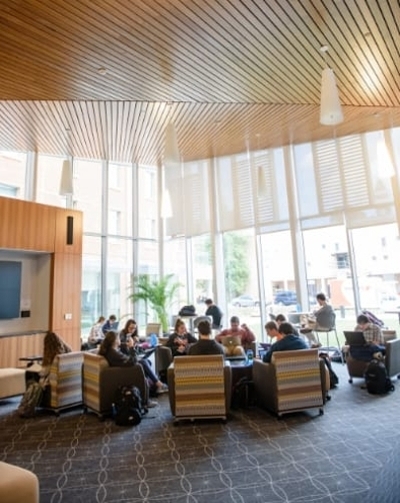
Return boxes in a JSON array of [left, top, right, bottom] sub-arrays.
[[231, 294, 259, 307], [274, 290, 297, 306]]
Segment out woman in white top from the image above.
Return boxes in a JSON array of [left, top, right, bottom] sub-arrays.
[[88, 316, 106, 346]]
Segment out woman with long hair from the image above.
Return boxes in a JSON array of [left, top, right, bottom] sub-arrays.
[[166, 318, 197, 357], [118, 319, 168, 395], [99, 331, 161, 407], [41, 331, 72, 376]]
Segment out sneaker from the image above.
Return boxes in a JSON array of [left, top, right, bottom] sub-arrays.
[[147, 400, 158, 408], [157, 383, 169, 394]]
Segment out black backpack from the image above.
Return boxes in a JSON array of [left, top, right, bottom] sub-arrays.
[[179, 304, 196, 316], [113, 385, 147, 426], [364, 359, 395, 395], [231, 377, 256, 409], [319, 353, 339, 389]]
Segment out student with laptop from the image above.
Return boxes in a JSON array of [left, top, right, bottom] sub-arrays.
[[345, 314, 386, 362], [215, 316, 255, 356]]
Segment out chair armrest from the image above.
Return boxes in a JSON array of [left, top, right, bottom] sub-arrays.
[[385, 338, 400, 377], [252, 359, 277, 411]]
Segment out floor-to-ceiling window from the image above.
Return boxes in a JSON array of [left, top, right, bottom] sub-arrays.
[[0, 152, 27, 198]]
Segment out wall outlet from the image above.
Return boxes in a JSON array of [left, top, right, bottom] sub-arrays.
[[64, 313, 72, 320]]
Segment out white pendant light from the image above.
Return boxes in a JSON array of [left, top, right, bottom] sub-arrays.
[[161, 189, 173, 219], [164, 122, 180, 165], [319, 46, 343, 126], [59, 159, 73, 195]]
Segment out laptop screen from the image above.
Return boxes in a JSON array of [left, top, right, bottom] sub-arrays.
[[343, 331, 366, 346], [221, 335, 242, 347]]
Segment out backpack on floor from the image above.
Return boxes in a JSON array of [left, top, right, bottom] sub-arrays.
[[17, 381, 44, 418], [231, 377, 256, 409], [113, 385, 147, 426], [319, 353, 339, 389], [364, 359, 394, 395]]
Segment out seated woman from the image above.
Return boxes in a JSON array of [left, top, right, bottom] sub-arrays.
[[166, 319, 197, 357], [99, 330, 158, 408], [41, 331, 72, 379], [87, 316, 106, 347], [119, 319, 168, 395]]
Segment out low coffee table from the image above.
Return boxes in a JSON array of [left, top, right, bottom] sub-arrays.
[[229, 359, 253, 387]]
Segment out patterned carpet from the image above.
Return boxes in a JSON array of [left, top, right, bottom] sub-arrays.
[[1, 362, 400, 503]]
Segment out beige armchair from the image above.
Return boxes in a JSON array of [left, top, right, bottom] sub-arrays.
[[82, 351, 148, 418], [41, 351, 84, 414], [0, 461, 39, 503], [253, 349, 326, 418], [167, 355, 232, 423], [346, 337, 400, 383]]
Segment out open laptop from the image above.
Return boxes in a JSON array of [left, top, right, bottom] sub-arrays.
[[221, 335, 246, 360], [221, 335, 242, 347], [343, 331, 367, 346]]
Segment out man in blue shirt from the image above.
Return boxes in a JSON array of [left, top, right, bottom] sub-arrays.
[[263, 322, 308, 363]]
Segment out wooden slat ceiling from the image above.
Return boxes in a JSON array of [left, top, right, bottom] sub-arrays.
[[0, 0, 399, 165]]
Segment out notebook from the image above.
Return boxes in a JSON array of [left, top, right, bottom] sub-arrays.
[[221, 335, 242, 347], [343, 331, 366, 346]]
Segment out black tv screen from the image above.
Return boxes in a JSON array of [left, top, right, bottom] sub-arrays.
[[0, 261, 22, 319]]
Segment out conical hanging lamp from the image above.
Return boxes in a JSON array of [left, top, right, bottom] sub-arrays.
[[319, 46, 343, 126], [59, 159, 73, 195], [163, 121, 180, 165]]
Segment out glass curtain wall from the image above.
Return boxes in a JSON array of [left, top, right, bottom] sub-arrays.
[[1, 124, 400, 342]]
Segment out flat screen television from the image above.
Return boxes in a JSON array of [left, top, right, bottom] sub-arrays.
[[0, 260, 22, 319]]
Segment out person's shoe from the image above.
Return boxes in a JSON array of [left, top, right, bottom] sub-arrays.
[[157, 383, 169, 394], [147, 400, 158, 408]]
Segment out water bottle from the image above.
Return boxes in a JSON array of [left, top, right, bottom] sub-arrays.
[[150, 333, 158, 347], [246, 349, 254, 363]]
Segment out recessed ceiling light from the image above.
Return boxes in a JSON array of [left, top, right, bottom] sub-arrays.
[[98, 67, 107, 75]]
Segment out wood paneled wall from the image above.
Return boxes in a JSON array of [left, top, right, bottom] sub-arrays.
[[0, 198, 55, 251], [0, 197, 83, 361], [0, 332, 46, 368]]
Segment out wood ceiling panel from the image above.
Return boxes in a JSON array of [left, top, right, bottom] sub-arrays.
[[0, 0, 399, 163]]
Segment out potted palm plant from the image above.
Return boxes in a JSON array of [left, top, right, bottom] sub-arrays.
[[129, 274, 181, 334]]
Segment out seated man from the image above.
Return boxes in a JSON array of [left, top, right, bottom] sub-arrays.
[[204, 298, 223, 329], [300, 293, 335, 346], [275, 314, 300, 336], [215, 316, 255, 356], [264, 321, 283, 343], [348, 314, 386, 362], [263, 322, 308, 363], [188, 320, 224, 355]]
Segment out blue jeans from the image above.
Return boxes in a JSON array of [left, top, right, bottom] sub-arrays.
[[349, 344, 385, 362]]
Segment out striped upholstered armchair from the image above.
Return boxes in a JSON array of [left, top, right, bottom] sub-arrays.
[[253, 349, 326, 418], [168, 355, 232, 423], [82, 351, 148, 418], [41, 351, 84, 414]]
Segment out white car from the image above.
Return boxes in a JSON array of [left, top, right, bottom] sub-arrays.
[[231, 295, 259, 307]]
